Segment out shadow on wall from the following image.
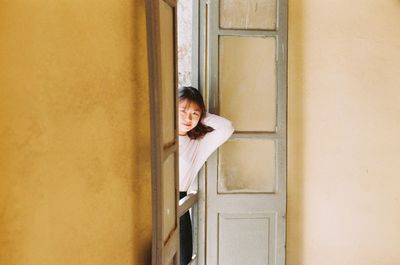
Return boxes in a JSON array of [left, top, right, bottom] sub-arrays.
[[130, 1, 152, 264], [287, 0, 305, 264]]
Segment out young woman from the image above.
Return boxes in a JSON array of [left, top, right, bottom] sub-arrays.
[[178, 86, 234, 264]]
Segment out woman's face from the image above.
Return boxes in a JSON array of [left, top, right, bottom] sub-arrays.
[[178, 99, 202, 136]]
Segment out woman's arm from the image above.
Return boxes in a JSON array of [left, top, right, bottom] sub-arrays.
[[198, 112, 234, 160], [185, 113, 234, 192]]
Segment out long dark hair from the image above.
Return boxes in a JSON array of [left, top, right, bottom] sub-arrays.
[[178, 86, 214, 140]]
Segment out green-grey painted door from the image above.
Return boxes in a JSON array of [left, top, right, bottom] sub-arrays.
[[203, 1, 288, 264]]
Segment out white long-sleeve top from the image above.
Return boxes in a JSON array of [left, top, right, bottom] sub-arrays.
[[179, 112, 234, 192]]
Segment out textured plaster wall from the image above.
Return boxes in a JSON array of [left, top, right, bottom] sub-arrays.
[[177, 0, 193, 87], [0, 1, 152, 265], [287, 0, 400, 264]]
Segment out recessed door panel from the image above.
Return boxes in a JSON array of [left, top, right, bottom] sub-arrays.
[[218, 139, 276, 193], [160, 0, 176, 145], [220, 0, 277, 30], [219, 36, 276, 132], [162, 153, 177, 242], [218, 213, 276, 265]]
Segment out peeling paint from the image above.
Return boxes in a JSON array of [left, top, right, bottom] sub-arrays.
[[220, 0, 277, 30], [177, 0, 193, 87]]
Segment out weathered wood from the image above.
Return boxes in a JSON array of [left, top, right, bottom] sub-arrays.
[[145, 0, 179, 264], [178, 192, 199, 217]]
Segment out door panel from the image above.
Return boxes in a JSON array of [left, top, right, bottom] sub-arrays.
[[219, 36, 277, 132], [160, 0, 176, 146], [146, 0, 179, 264], [218, 139, 276, 193], [206, 0, 287, 264], [163, 154, 177, 242], [218, 213, 276, 265], [219, 0, 277, 30]]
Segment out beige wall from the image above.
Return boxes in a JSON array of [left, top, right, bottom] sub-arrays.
[[0, 1, 152, 265], [288, 0, 400, 264]]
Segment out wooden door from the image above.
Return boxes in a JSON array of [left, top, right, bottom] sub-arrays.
[[205, 0, 288, 264], [146, 0, 179, 264]]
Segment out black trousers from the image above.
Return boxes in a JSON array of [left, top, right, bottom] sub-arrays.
[[179, 192, 193, 265]]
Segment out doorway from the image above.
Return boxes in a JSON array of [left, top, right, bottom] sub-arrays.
[[146, 1, 288, 264]]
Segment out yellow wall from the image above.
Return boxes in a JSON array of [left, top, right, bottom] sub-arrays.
[[288, 0, 400, 264], [0, 1, 152, 265]]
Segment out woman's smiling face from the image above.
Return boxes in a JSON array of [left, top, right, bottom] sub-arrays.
[[178, 99, 202, 136]]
